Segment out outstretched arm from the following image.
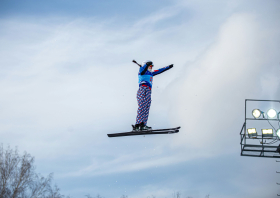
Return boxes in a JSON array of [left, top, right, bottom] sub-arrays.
[[132, 60, 141, 67], [152, 64, 173, 76]]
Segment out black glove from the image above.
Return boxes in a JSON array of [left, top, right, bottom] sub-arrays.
[[169, 64, 173, 68]]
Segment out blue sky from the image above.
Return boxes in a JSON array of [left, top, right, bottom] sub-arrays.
[[0, 0, 173, 20], [1, 0, 280, 197]]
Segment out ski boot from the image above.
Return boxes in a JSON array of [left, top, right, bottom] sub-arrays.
[[141, 125, 152, 131], [140, 122, 152, 131], [132, 124, 141, 131]]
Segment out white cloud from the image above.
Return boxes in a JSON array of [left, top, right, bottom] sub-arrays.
[[166, 12, 280, 157], [0, 5, 205, 159]]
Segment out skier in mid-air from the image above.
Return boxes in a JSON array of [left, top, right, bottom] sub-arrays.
[[132, 60, 173, 131], [106, 60, 179, 137]]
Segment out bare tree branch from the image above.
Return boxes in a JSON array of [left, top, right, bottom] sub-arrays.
[[0, 144, 66, 198]]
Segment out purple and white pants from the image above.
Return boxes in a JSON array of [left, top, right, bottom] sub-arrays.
[[136, 86, 151, 125]]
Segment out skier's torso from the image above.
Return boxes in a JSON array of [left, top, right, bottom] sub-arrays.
[[138, 70, 153, 88], [138, 65, 171, 88]]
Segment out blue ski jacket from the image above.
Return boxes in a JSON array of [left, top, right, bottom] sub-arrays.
[[138, 63, 172, 88]]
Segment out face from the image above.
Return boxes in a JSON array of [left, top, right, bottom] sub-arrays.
[[148, 65, 153, 72]]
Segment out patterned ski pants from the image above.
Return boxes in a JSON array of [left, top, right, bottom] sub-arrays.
[[136, 86, 151, 125]]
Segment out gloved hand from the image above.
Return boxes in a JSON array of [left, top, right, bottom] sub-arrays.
[[169, 64, 173, 68]]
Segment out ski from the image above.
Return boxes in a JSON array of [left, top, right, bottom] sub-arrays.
[[107, 127, 180, 137]]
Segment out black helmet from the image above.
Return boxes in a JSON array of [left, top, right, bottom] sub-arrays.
[[142, 60, 153, 67]]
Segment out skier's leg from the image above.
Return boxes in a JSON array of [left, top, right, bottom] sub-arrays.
[[136, 86, 152, 131], [140, 87, 150, 124], [136, 86, 146, 125], [143, 88, 151, 126], [137, 87, 152, 131]]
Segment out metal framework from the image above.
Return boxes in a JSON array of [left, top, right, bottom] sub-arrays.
[[240, 99, 280, 158]]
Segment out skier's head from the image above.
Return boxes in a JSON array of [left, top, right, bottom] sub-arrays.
[[142, 60, 153, 72]]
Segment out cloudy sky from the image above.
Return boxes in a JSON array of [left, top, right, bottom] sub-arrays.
[[1, 0, 280, 197]]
